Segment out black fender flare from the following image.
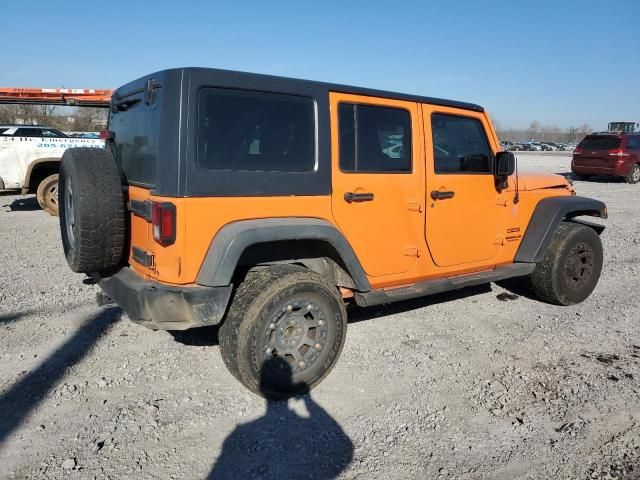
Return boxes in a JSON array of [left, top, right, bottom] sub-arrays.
[[515, 196, 607, 263], [195, 218, 372, 291], [21, 157, 60, 194]]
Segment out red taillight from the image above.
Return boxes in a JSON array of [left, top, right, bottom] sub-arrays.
[[99, 130, 115, 140], [573, 147, 582, 155], [151, 202, 176, 246], [608, 148, 630, 157]]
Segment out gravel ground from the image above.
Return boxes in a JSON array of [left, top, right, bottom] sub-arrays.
[[1, 154, 639, 479]]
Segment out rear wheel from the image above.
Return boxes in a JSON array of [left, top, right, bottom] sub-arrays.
[[219, 265, 347, 399], [36, 173, 59, 216], [626, 164, 640, 184], [531, 222, 603, 305]]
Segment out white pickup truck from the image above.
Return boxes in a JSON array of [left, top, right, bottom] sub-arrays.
[[0, 125, 104, 215]]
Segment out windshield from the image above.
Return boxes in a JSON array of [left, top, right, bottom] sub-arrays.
[[608, 122, 635, 133]]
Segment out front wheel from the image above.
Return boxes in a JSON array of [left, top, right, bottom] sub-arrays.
[[531, 222, 603, 305], [626, 164, 640, 184], [36, 174, 59, 216], [219, 265, 347, 399]]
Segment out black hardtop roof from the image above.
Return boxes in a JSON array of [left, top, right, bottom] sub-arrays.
[[117, 67, 485, 113]]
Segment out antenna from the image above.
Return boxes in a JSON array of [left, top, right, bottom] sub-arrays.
[[513, 155, 520, 204]]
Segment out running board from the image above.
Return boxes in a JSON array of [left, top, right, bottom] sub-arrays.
[[354, 263, 535, 307]]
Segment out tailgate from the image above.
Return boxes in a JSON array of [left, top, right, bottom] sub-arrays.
[[579, 150, 611, 167], [127, 186, 186, 284], [128, 186, 155, 278]]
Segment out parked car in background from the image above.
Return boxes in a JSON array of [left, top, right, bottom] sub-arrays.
[[571, 131, 640, 183], [0, 124, 105, 215], [0, 125, 68, 139]]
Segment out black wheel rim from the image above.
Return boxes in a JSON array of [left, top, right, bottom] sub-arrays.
[[261, 298, 329, 375], [563, 242, 594, 290]]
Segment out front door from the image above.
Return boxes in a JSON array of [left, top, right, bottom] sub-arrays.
[[330, 93, 422, 278], [423, 107, 505, 267]]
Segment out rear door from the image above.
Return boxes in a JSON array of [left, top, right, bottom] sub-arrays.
[[423, 106, 506, 267], [330, 92, 423, 278], [626, 135, 640, 165]]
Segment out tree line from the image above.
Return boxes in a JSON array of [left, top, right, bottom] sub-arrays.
[[0, 104, 108, 132], [494, 120, 594, 144]]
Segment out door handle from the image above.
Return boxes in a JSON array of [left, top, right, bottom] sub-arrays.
[[430, 190, 455, 200], [344, 192, 375, 203]]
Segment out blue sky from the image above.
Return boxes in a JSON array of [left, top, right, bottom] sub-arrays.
[[1, 0, 638, 129]]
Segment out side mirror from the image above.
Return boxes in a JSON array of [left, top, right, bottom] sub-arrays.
[[495, 151, 515, 177]]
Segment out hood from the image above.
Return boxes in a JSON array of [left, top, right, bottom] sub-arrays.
[[508, 172, 571, 191]]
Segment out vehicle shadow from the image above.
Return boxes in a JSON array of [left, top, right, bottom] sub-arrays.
[[207, 357, 353, 479], [495, 277, 540, 302], [0, 310, 34, 325], [168, 325, 220, 347], [557, 172, 626, 183], [0, 307, 121, 447], [348, 284, 492, 324], [170, 285, 493, 348], [3, 196, 40, 212]]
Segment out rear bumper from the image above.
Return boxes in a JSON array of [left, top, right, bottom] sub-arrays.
[[571, 158, 630, 176], [94, 267, 233, 330]]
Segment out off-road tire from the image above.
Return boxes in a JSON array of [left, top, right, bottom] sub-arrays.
[[59, 148, 126, 273], [219, 264, 347, 399], [36, 173, 59, 216], [531, 222, 603, 306], [626, 164, 640, 184]]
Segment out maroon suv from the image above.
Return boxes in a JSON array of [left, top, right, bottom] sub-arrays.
[[572, 132, 640, 183]]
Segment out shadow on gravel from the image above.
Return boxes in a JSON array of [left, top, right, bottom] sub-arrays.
[[348, 284, 492, 324], [170, 286, 493, 347], [0, 310, 33, 325], [208, 357, 353, 479], [497, 277, 546, 302], [3, 196, 40, 212], [0, 307, 121, 447], [168, 326, 220, 347], [557, 172, 627, 183]]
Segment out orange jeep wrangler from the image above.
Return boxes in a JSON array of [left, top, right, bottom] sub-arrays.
[[58, 68, 606, 399]]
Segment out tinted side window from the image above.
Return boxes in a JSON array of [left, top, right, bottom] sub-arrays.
[[626, 136, 640, 149], [0, 128, 7, 135], [339, 103, 411, 173], [15, 128, 41, 137], [41, 128, 65, 138], [197, 88, 315, 172], [432, 114, 492, 174]]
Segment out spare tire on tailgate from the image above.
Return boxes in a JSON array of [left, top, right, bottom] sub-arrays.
[[59, 147, 126, 273]]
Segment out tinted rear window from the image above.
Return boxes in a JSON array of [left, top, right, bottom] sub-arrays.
[[109, 90, 160, 187], [578, 137, 621, 150], [197, 88, 315, 172]]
